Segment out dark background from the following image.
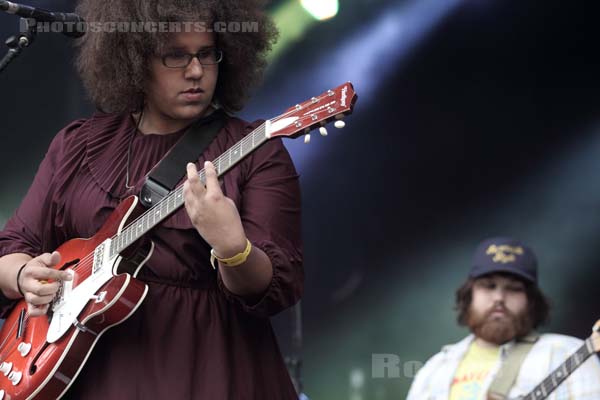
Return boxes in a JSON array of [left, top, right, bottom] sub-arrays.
[[1, 0, 599, 398]]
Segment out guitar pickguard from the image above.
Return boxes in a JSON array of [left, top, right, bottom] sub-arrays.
[[47, 239, 117, 344]]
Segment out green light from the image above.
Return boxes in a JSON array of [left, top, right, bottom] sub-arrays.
[[267, 0, 339, 65], [300, 0, 339, 21], [268, 1, 317, 63]]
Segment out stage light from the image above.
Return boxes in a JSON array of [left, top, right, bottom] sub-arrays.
[[300, 0, 339, 21]]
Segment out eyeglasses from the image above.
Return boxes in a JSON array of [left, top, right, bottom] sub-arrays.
[[161, 48, 223, 68]]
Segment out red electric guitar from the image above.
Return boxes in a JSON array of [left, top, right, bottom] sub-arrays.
[[0, 83, 357, 399]]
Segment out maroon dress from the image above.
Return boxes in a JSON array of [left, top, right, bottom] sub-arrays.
[[0, 112, 303, 399]]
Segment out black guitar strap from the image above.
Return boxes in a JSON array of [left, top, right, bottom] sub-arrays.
[[139, 109, 226, 208]]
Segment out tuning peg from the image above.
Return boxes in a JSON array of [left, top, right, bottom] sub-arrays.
[[334, 120, 346, 129], [319, 127, 328, 136], [304, 134, 311, 144]]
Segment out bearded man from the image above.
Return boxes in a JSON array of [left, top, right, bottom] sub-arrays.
[[407, 237, 600, 400]]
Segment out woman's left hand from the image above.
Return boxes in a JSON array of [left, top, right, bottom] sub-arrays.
[[183, 161, 248, 257]]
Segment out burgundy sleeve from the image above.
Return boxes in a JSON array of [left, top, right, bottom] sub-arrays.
[[0, 120, 85, 259], [0, 120, 85, 315], [217, 137, 303, 318]]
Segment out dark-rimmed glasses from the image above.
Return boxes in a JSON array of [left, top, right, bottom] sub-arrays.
[[161, 48, 223, 68]]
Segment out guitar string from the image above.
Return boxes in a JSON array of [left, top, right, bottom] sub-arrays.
[[7, 94, 346, 296], [68, 97, 343, 277], [0, 91, 349, 357], [41, 119, 269, 278], [525, 341, 592, 399], [0, 119, 299, 360], [63, 124, 267, 277], [92, 88, 346, 259], [110, 93, 344, 247]]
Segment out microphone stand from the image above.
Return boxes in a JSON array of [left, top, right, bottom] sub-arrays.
[[0, 17, 36, 74], [286, 301, 310, 400]]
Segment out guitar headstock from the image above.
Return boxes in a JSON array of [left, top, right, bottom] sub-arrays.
[[265, 82, 357, 143], [593, 319, 600, 352]]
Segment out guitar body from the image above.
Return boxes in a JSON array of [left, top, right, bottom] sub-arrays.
[[0, 196, 151, 400]]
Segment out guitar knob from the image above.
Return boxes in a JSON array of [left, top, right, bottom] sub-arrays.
[[319, 127, 328, 136], [8, 370, 22, 385], [334, 120, 346, 129], [0, 389, 4, 399], [304, 134, 311, 144], [0, 361, 12, 375], [18, 342, 31, 356]]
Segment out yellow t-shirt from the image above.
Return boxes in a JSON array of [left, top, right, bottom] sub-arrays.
[[449, 341, 501, 400]]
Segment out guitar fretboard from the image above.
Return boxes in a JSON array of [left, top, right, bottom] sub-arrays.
[[521, 338, 595, 400], [108, 122, 269, 258]]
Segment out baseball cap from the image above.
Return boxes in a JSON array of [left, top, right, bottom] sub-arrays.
[[469, 237, 538, 284]]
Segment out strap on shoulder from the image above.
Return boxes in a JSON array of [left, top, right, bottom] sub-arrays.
[[487, 332, 540, 400], [139, 110, 226, 208]]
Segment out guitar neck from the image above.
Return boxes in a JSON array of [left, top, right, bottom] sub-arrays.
[[521, 337, 596, 400], [108, 122, 269, 257], [104, 81, 358, 258]]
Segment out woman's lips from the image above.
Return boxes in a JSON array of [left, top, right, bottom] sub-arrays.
[[181, 89, 204, 101]]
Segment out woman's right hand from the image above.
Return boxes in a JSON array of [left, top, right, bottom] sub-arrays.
[[17, 251, 73, 317]]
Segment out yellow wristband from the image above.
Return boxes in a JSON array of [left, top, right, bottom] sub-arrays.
[[210, 239, 252, 269]]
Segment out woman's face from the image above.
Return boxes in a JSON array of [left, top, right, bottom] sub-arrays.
[[145, 31, 219, 127]]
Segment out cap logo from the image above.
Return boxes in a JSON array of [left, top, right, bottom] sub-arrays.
[[486, 244, 523, 264]]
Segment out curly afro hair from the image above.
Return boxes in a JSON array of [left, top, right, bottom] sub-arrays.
[[75, 0, 278, 113]]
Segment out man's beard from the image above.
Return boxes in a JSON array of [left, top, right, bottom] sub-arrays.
[[466, 304, 533, 345]]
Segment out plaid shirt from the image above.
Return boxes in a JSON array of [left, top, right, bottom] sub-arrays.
[[407, 333, 600, 400]]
